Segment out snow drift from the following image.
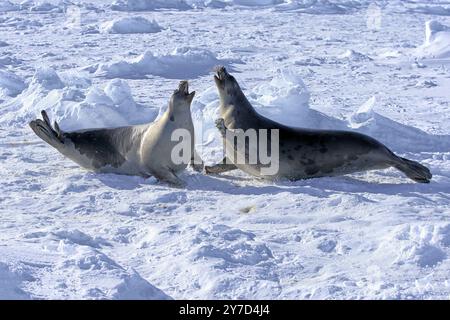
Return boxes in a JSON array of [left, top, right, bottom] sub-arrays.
[[94, 47, 231, 79], [274, 0, 366, 13], [416, 20, 450, 59], [1, 68, 158, 131], [100, 17, 162, 34], [111, 0, 368, 12], [0, 262, 30, 300], [111, 0, 192, 11], [0, 70, 26, 98], [0, 1, 20, 12]]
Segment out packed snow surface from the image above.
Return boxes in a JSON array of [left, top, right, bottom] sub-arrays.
[[1, 0, 450, 300]]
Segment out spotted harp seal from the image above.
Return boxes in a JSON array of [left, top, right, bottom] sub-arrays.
[[30, 81, 203, 186], [205, 67, 431, 183]]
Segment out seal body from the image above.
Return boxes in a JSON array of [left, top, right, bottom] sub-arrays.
[[207, 67, 432, 183], [30, 81, 202, 186]]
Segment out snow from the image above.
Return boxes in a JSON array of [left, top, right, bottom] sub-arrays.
[[1, 0, 450, 300], [94, 47, 233, 79], [101, 16, 162, 34], [1, 68, 158, 130], [0, 70, 26, 98], [416, 20, 450, 59], [0, 1, 20, 12], [111, 0, 192, 11]]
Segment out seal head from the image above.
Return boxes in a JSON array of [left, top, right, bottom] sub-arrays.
[[169, 80, 195, 111]]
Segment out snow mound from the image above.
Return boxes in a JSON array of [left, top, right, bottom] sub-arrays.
[[110, 0, 366, 11], [29, 2, 62, 13], [95, 47, 229, 79], [111, 0, 192, 11], [0, 70, 26, 98], [186, 0, 229, 8], [144, 223, 280, 299], [274, 0, 365, 14], [232, 0, 281, 6], [349, 96, 450, 152], [408, 5, 450, 16], [0, 55, 22, 67], [250, 69, 347, 129], [0, 262, 31, 299], [0, 16, 43, 29], [1, 68, 158, 130], [338, 49, 373, 62], [0, 1, 20, 12], [377, 224, 449, 269], [53, 246, 171, 299], [101, 17, 162, 34], [0, 41, 9, 47], [416, 20, 450, 59]]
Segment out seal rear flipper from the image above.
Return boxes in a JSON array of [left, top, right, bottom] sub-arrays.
[[29, 111, 64, 149], [393, 156, 432, 183]]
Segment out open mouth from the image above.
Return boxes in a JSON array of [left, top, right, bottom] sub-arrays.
[[214, 65, 228, 82], [178, 80, 190, 95]]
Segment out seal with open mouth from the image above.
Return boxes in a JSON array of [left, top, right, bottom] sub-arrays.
[[205, 66, 432, 183], [30, 81, 203, 187]]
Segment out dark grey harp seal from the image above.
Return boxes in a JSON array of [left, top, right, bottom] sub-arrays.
[[30, 81, 203, 187], [205, 67, 432, 183]]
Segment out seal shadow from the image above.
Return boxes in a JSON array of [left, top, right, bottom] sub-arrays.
[[93, 173, 149, 190], [185, 171, 449, 201], [90, 169, 449, 201]]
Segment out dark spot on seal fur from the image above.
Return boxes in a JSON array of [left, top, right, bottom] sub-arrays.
[[349, 155, 358, 161], [321, 167, 334, 174], [305, 166, 320, 176], [300, 159, 315, 166], [294, 145, 302, 151], [65, 127, 131, 169], [170, 115, 175, 121], [288, 155, 294, 160]]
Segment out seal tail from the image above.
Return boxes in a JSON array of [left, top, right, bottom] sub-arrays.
[[392, 156, 432, 183], [29, 110, 64, 148]]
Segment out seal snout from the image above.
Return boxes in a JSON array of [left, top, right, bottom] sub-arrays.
[[178, 80, 189, 95], [214, 65, 229, 82]]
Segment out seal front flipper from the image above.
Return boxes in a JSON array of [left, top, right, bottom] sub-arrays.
[[151, 168, 186, 188], [190, 149, 204, 172], [205, 157, 237, 174]]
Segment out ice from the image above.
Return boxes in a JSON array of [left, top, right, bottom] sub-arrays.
[[111, 0, 192, 11], [338, 49, 373, 62], [95, 47, 232, 79], [101, 17, 162, 34], [0, 70, 26, 98], [408, 5, 450, 16], [0, 1, 20, 12], [0, 263, 31, 299], [416, 20, 450, 59], [29, 2, 62, 12], [274, 0, 367, 13], [1, 68, 158, 130]]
